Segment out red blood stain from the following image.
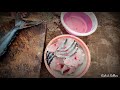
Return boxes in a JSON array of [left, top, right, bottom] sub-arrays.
[[54, 43, 56, 46], [60, 64, 64, 68], [63, 68, 70, 74], [74, 56, 78, 60]]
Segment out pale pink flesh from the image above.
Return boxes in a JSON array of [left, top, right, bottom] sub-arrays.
[[50, 57, 64, 71], [47, 38, 65, 52], [48, 38, 85, 75], [61, 65, 69, 74], [64, 48, 84, 67]]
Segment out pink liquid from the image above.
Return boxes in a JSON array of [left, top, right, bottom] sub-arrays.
[[64, 12, 92, 33]]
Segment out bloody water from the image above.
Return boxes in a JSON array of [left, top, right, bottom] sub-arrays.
[[64, 12, 92, 33]]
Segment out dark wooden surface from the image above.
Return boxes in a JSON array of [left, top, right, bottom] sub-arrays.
[[0, 13, 46, 78]]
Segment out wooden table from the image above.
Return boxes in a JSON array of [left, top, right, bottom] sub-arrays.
[[0, 13, 47, 78]]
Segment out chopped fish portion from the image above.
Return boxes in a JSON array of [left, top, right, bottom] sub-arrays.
[[46, 37, 86, 75]]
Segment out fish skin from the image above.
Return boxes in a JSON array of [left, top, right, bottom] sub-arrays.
[[57, 38, 74, 51], [54, 38, 78, 58], [0, 16, 42, 57], [56, 42, 77, 56], [0, 27, 19, 56], [46, 51, 55, 65]]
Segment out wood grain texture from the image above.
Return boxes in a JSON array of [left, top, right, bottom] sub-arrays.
[[0, 14, 46, 78]]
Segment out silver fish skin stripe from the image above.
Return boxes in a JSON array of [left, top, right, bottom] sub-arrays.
[[0, 27, 19, 56]]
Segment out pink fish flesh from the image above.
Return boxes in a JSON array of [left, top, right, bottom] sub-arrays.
[[47, 38, 86, 75]]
